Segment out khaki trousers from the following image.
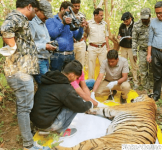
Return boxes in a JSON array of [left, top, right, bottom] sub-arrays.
[[74, 41, 86, 66], [88, 45, 107, 79], [120, 47, 138, 84], [96, 80, 131, 99]]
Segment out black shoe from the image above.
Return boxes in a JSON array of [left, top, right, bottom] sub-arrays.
[[108, 90, 117, 100], [148, 93, 154, 98], [152, 95, 159, 101], [120, 95, 127, 104]]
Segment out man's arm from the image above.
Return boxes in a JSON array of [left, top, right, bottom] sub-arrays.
[[117, 73, 128, 84], [73, 26, 84, 41], [147, 22, 153, 63], [105, 23, 109, 51], [117, 59, 129, 84], [29, 21, 56, 52], [1, 19, 17, 47], [75, 83, 98, 107], [3, 38, 15, 47], [132, 25, 138, 62], [105, 36, 109, 51], [46, 18, 65, 40], [80, 80, 91, 96], [147, 46, 152, 63], [92, 73, 104, 92], [63, 90, 92, 113]]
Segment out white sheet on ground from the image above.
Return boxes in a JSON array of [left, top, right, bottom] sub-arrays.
[[59, 113, 111, 147], [59, 113, 159, 148]]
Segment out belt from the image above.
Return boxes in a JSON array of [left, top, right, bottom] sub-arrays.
[[89, 42, 106, 48], [74, 38, 84, 43], [153, 47, 162, 52], [54, 51, 73, 55]]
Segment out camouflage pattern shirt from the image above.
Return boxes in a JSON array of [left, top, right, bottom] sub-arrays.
[[1, 10, 39, 76], [132, 19, 150, 56]]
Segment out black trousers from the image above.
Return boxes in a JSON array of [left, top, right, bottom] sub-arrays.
[[151, 47, 162, 100]]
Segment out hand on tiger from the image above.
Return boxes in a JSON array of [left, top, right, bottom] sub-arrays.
[[91, 92, 107, 107], [97, 102, 107, 108], [106, 81, 118, 89], [91, 92, 97, 101]]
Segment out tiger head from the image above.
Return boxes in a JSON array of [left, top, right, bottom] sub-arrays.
[[131, 94, 154, 103]]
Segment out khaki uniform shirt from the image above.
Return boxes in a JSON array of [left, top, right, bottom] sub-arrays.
[[132, 20, 150, 56], [87, 20, 109, 44], [100, 57, 129, 81], [1, 10, 39, 76]]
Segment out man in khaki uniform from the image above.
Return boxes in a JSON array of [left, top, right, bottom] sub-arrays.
[[71, 0, 87, 66], [86, 8, 109, 79], [91, 50, 131, 104]]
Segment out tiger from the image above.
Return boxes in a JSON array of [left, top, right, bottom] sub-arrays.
[[53, 94, 157, 150]]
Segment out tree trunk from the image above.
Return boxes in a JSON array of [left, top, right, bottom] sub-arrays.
[[97, 0, 104, 8], [104, 0, 119, 51], [93, 0, 97, 9]]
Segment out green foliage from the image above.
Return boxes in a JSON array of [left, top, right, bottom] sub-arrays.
[[35, 131, 63, 148], [16, 134, 22, 145], [0, 0, 16, 20], [156, 99, 162, 107], [51, 132, 63, 148], [0, 121, 4, 128], [0, 121, 4, 143], [0, 137, 3, 143], [37, 140, 46, 146], [0, 38, 3, 48]]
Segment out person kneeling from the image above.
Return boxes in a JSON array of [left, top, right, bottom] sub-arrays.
[[91, 50, 131, 104], [30, 60, 93, 137]]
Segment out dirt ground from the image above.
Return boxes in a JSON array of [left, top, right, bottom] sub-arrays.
[[0, 89, 162, 150]]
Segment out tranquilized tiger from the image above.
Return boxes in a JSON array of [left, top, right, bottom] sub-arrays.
[[53, 94, 157, 150]]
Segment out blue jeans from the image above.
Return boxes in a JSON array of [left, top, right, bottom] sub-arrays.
[[50, 52, 74, 71], [6, 72, 34, 147], [45, 107, 76, 133], [34, 59, 49, 85], [85, 79, 95, 90]]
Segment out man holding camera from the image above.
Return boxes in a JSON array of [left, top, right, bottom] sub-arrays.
[[85, 8, 109, 79], [29, 0, 56, 85], [46, 1, 86, 71], [71, 0, 87, 67]]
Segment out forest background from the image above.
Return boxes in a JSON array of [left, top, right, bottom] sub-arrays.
[[0, 0, 162, 149]]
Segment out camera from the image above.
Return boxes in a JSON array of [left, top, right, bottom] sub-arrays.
[[63, 7, 84, 31], [48, 40, 59, 52]]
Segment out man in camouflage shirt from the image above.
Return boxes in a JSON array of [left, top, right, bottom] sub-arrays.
[[132, 8, 153, 92], [1, 0, 49, 149]]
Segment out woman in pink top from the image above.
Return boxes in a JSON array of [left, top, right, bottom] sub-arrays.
[[71, 71, 97, 107]]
